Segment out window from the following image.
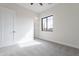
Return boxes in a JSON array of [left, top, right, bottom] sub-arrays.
[[41, 15, 53, 32]]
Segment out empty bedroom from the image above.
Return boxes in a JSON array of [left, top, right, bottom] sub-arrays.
[[0, 3, 79, 56]]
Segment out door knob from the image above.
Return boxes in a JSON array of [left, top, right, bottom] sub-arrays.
[[13, 30, 16, 33]]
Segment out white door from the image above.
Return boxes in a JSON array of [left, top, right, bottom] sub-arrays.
[[0, 7, 16, 47]]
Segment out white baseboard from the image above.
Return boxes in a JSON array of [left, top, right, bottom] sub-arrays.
[[36, 37, 79, 49]]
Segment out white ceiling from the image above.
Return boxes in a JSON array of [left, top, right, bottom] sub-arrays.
[[17, 3, 57, 13]]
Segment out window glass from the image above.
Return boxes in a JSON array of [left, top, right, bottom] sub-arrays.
[[41, 15, 53, 32], [47, 16, 53, 31], [43, 18, 46, 31]]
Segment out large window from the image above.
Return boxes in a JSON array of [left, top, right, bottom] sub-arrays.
[[41, 15, 53, 32]]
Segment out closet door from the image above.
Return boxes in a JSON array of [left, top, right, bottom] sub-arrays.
[[0, 7, 16, 47], [0, 11, 2, 42]]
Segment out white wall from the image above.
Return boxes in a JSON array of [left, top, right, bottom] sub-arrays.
[[35, 3, 79, 49], [0, 3, 37, 47], [34, 15, 40, 38]]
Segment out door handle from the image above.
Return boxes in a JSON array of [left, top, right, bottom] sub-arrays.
[[12, 30, 16, 33]]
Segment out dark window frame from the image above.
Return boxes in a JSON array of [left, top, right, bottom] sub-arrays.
[[41, 15, 53, 32]]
